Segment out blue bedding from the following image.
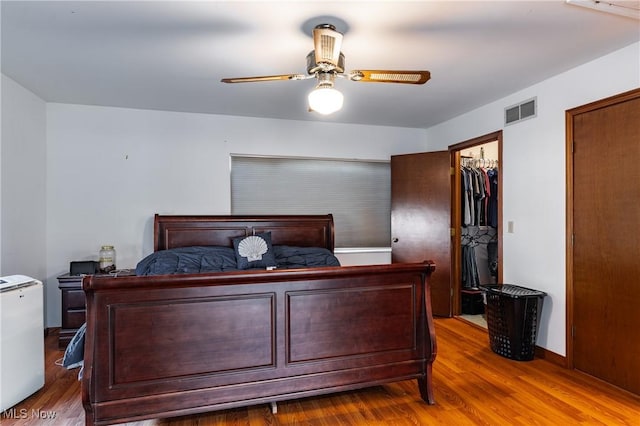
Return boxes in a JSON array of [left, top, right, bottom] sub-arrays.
[[135, 246, 238, 275], [273, 245, 341, 269], [135, 245, 340, 276]]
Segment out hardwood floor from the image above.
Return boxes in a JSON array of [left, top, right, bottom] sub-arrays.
[[3, 318, 638, 425]]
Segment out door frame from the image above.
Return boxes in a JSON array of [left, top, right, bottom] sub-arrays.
[[565, 87, 640, 370], [448, 131, 504, 315]]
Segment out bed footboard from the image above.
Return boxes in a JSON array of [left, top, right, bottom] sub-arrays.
[[82, 262, 436, 425]]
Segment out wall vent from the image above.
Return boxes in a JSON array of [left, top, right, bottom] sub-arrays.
[[505, 97, 537, 125]]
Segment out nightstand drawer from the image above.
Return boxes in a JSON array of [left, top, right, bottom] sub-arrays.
[[66, 309, 86, 329], [65, 289, 86, 309]]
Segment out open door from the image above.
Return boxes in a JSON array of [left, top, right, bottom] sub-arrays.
[[391, 151, 452, 317]]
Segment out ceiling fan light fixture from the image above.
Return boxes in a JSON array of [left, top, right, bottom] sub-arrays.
[[308, 86, 344, 115]]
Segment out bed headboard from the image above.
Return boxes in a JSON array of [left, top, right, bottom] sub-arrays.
[[154, 214, 335, 252]]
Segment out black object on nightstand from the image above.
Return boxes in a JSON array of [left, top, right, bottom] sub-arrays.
[[70, 260, 99, 276]]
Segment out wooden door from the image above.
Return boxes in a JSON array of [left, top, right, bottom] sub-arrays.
[[391, 151, 452, 317], [570, 89, 640, 395]]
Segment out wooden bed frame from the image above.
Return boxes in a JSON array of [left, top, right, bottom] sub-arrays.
[[82, 214, 437, 426]]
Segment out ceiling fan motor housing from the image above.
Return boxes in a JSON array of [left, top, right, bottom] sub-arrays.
[[308, 24, 345, 73]]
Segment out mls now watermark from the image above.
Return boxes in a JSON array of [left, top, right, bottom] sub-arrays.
[[2, 408, 57, 420]]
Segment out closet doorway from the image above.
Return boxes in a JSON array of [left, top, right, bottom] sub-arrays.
[[390, 131, 502, 319], [449, 131, 503, 325]]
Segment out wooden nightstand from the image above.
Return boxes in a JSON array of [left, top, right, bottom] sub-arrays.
[[57, 270, 136, 348], [57, 274, 86, 349]]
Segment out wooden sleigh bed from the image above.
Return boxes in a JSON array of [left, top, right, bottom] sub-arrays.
[[82, 214, 437, 425]]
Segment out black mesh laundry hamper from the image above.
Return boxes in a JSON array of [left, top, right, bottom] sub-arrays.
[[480, 284, 546, 361]]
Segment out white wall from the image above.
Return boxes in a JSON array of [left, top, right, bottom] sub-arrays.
[[45, 105, 426, 326], [0, 75, 47, 283], [424, 42, 640, 356]]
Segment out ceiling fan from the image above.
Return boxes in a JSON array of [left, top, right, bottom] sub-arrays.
[[221, 24, 431, 115]]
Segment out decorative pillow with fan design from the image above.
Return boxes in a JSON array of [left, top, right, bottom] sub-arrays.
[[232, 232, 277, 270]]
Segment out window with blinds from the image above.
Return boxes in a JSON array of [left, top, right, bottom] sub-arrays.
[[230, 156, 391, 248]]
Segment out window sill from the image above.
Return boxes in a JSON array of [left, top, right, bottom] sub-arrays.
[[334, 247, 392, 254]]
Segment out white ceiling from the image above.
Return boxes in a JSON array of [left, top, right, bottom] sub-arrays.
[[2, 1, 639, 129]]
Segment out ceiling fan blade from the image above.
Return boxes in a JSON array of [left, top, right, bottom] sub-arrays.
[[221, 74, 307, 83], [349, 70, 431, 84], [313, 24, 343, 69]]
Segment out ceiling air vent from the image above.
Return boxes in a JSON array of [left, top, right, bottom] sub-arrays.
[[505, 97, 537, 125]]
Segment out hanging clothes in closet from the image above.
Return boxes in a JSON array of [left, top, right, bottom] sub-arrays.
[[460, 159, 498, 228], [461, 226, 498, 288], [460, 159, 498, 289]]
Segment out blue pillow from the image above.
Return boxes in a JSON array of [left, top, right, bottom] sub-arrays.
[[232, 232, 277, 270]]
